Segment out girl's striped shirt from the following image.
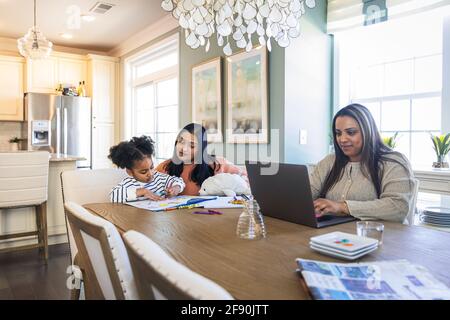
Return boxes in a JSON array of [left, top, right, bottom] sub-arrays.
[[110, 171, 185, 203]]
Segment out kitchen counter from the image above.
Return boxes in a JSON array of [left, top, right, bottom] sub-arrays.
[[50, 153, 86, 162], [0, 151, 86, 162]]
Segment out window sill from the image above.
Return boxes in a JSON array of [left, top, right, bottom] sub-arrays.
[[413, 167, 450, 195]]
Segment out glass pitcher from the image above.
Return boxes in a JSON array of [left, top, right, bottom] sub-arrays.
[[236, 200, 266, 240]]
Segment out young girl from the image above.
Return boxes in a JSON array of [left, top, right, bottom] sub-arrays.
[[156, 123, 247, 196], [109, 136, 185, 203]]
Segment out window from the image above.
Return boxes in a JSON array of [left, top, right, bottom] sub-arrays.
[[336, 9, 449, 168], [125, 36, 179, 163]]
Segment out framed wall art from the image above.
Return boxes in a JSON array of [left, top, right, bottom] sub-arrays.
[[191, 57, 222, 142], [226, 46, 268, 144]]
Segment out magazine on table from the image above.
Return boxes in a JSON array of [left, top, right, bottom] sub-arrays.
[[296, 258, 450, 300]]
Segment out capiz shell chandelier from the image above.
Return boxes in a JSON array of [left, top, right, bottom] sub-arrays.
[[161, 0, 316, 55]]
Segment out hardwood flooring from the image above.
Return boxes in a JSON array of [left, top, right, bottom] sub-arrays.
[[0, 244, 71, 300]]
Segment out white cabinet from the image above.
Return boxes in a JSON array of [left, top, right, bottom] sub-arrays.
[[25, 57, 58, 93], [58, 57, 87, 87], [0, 55, 24, 121], [88, 55, 118, 169], [89, 58, 116, 123], [26, 53, 87, 93], [92, 123, 115, 169]]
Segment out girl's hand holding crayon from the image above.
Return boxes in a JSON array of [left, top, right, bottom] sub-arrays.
[[165, 185, 182, 198]]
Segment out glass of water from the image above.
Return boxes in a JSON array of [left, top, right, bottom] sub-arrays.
[[356, 221, 384, 245]]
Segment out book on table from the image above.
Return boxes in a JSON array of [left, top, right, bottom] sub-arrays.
[[124, 195, 244, 211], [296, 258, 450, 300]]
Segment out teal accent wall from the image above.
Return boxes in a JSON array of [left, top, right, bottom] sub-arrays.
[[284, 0, 333, 164], [176, 1, 332, 165], [179, 32, 285, 164]]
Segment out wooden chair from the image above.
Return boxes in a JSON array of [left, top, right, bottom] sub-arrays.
[[64, 201, 138, 300], [123, 230, 234, 300], [0, 151, 49, 262], [60, 168, 127, 299]]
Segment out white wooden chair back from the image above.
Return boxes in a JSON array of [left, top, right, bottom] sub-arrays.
[[65, 201, 138, 300], [404, 178, 420, 226], [0, 151, 49, 207], [60, 168, 127, 263]]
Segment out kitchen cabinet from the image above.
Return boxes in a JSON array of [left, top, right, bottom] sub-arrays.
[[58, 57, 87, 88], [87, 55, 118, 169], [25, 57, 58, 93], [92, 122, 115, 169], [0, 55, 24, 121], [26, 53, 87, 93], [88, 56, 116, 123]]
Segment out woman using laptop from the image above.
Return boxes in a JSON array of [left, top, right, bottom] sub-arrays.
[[310, 104, 415, 222], [156, 123, 247, 195]]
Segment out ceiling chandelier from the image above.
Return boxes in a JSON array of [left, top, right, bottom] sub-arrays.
[[161, 0, 316, 55], [17, 0, 53, 59]]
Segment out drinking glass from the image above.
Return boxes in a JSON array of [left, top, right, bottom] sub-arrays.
[[356, 221, 384, 245]]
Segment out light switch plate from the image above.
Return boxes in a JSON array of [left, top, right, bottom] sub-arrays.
[[300, 129, 307, 145]]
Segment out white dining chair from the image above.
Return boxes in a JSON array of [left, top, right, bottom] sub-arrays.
[[60, 168, 127, 299], [64, 201, 138, 300], [404, 178, 420, 226], [123, 230, 234, 300], [0, 151, 49, 262]]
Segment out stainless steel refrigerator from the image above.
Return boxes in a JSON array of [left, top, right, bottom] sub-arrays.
[[24, 92, 92, 169]]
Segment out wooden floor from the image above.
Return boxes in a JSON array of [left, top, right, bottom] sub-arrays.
[[0, 244, 72, 300]]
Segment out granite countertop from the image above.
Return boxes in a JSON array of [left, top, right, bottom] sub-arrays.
[[0, 150, 85, 162], [50, 153, 86, 162]]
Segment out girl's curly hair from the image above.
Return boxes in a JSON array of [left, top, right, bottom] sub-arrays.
[[108, 135, 155, 169]]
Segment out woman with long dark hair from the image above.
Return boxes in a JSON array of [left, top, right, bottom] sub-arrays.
[[156, 123, 247, 196], [310, 104, 414, 222]]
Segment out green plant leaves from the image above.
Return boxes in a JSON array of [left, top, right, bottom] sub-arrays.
[[430, 133, 450, 156]]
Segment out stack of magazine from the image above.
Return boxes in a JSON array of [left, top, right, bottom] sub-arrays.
[[296, 259, 450, 300]]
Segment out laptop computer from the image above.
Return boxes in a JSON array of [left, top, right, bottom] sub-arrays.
[[245, 162, 356, 228]]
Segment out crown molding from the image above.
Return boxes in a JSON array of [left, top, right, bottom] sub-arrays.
[[108, 14, 178, 58]]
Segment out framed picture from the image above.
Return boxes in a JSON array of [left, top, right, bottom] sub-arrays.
[[192, 57, 222, 142], [226, 46, 268, 144]]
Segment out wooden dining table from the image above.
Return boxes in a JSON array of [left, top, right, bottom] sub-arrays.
[[84, 203, 450, 300]]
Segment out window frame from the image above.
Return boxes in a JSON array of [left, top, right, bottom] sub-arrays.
[[124, 34, 179, 162], [334, 13, 450, 169]]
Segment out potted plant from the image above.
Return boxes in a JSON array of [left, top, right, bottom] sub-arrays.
[[9, 137, 24, 151], [430, 133, 450, 168], [382, 132, 399, 149]]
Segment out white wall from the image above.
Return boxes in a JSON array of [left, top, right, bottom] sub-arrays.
[[443, 16, 450, 133]]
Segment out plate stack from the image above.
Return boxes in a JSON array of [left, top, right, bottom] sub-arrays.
[[420, 206, 450, 227], [310, 232, 379, 261]]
